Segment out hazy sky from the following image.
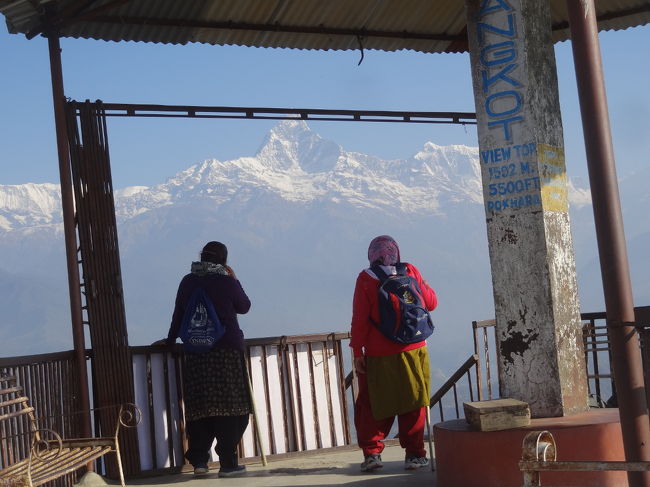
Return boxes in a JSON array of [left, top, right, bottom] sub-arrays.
[[1, 23, 648, 189]]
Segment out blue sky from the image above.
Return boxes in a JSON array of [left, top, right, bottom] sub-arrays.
[[1, 23, 648, 189]]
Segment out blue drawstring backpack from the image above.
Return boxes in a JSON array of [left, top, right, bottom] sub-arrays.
[[178, 287, 225, 353], [370, 263, 435, 345]]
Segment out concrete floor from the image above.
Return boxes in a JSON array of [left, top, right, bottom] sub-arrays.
[[78, 444, 437, 487]]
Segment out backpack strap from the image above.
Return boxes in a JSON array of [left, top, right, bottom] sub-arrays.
[[395, 262, 407, 275], [370, 265, 389, 282]]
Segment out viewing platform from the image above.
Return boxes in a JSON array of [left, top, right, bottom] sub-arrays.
[[2, 309, 648, 487], [81, 443, 437, 487]]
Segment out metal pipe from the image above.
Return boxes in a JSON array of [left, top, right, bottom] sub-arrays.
[[46, 34, 92, 441], [565, 2, 650, 486], [66, 101, 477, 125], [425, 405, 435, 472]]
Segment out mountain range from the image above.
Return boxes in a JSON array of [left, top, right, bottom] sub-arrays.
[[1, 121, 648, 382]]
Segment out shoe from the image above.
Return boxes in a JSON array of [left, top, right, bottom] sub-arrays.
[[193, 464, 209, 476], [360, 454, 383, 472], [218, 465, 246, 478], [404, 456, 429, 470]]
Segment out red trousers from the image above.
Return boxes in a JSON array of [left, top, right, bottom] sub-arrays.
[[354, 371, 427, 457]]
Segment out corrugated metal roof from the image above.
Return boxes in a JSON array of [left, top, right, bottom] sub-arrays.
[[1, 0, 649, 53]]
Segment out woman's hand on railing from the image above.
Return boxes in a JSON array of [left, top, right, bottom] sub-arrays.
[[353, 356, 366, 375]]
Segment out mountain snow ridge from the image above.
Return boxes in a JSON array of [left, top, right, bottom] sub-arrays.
[[0, 121, 591, 230], [0, 183, 62, 231]]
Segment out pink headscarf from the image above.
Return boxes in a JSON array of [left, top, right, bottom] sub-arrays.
[[368, 235, 401, 266]]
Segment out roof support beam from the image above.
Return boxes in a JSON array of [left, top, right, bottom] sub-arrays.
[[86, 16, 466, 43], [26, 0, 130, 39]]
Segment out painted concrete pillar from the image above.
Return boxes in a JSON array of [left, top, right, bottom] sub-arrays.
[[465, 0, 588, 417]]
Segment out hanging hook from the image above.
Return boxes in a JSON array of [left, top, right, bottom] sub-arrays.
[[356, 35, 365, 66]]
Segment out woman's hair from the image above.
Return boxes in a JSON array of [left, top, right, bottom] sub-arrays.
[[200, 241, 228, 265]]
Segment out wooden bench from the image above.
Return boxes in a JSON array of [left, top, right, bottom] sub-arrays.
[[0, 375, 139, 487]]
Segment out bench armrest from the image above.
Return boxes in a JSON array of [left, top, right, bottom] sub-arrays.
[[29, 428, 64, 463], [114, 403, 141, 439]]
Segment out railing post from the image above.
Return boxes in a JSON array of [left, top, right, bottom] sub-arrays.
[[522, 470, 541, 487], [472, 321, 483, 401], [520, 431, 556, 487]]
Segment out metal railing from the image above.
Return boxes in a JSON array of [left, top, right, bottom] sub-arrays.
[[426, 319, 496, 423], [581, 307, 650, 408], [429, 355, 480, 423], [519, 430, 650, 486], [472, 318, 498, 402], [1, 332, 353, 481], [0, 351, 85, 487], [130, 332, 352, 474], [427, 307, 650, 424], [581, 311, 613, 406]]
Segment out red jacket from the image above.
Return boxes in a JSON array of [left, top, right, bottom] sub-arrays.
[[350, 262, 437, 358]]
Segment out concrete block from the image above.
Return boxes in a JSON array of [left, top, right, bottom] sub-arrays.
[[464, 398, 531, 432]]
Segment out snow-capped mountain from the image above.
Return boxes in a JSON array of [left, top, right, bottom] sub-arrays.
[[2, 120, 643, 382], [0, 121, 591, 231], [109, 121, 485, 221], [0, 183, 62, 231]]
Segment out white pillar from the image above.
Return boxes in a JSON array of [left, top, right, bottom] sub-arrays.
[[465, 0, 588, 417]]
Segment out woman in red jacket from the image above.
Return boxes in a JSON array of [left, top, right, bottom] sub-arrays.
[[350, 235, 437, 472]]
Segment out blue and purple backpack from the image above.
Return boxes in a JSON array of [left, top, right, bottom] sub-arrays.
[[179, 287, 225, 353], [370, 263, 434, 345]]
